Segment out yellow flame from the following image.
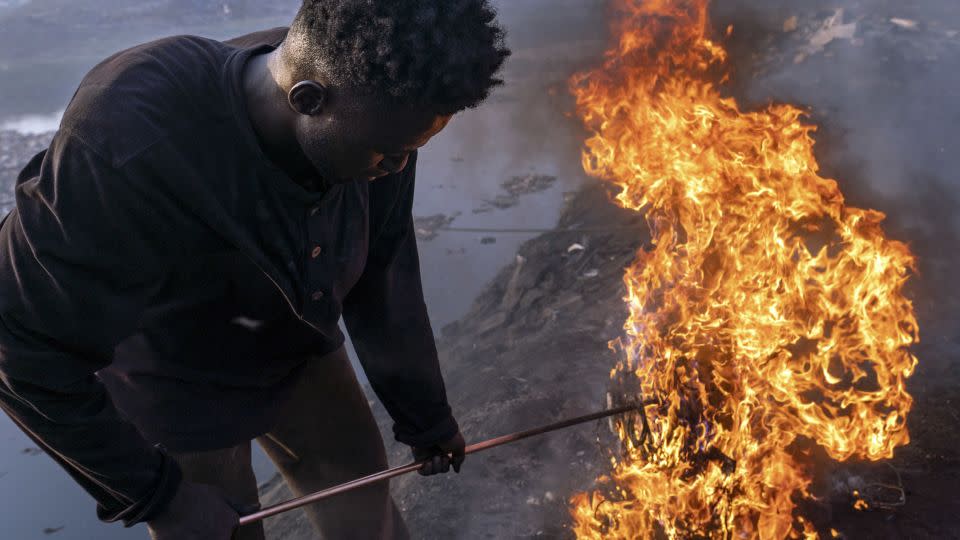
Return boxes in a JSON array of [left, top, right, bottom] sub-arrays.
[[568, 1, 919, 538]]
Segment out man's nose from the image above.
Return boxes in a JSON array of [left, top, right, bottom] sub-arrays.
[[379, 153, 409, 174]]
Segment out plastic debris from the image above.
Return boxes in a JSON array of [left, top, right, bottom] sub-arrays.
[[795, 9, 857, 63], [413, 213, 460, 241], [890, 18, 918, 30]]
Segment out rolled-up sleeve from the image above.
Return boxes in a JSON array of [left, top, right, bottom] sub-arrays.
[[342, 153, 458, 448], [0, 132, 182, 526]]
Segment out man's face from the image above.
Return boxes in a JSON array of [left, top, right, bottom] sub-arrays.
[[293, 93, 452, 183]]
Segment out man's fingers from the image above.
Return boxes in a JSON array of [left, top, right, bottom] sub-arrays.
[[413, 434, 465, 476], [418, 455, 455, 476]]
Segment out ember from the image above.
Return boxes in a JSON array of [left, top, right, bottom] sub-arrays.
[[568, 1, 919, 538]]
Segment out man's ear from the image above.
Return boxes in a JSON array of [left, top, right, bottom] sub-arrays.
[[287, 80, 328, 116]]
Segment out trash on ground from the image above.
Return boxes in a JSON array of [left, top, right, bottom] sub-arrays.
[[890, 18, 919, 30], [414, 213, 460, 241], [795, 9, 858, 63]]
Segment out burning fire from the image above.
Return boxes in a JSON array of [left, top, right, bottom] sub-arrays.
[[568, 1, 919, 538]]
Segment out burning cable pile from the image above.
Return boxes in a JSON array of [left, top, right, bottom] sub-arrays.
[[568, 1, 919, 538]]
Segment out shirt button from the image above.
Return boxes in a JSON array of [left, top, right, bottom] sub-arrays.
[[311, 246, 322, 258], [309, 206, 320, 217], [311, 290, 325, 301]]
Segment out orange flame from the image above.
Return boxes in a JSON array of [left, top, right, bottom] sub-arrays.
[[568, 1, 919, 538]]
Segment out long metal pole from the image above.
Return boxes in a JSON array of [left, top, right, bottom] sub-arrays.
[[238, 402, 643, 526]]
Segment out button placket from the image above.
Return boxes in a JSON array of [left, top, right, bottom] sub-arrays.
[[306, 202, 331, 312]]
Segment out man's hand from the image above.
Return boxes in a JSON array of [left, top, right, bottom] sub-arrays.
[[412, 431, 466, 476], [146, 480, 244, 540]]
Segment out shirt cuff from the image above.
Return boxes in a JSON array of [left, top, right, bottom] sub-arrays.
[[393, 411, 459, 448], [96, 444, 183, 527]]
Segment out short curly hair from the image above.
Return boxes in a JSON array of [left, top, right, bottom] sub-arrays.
[[287, 0, 510, 114]]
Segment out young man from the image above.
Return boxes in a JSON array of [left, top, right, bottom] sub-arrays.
[[0, 1, 509, 539]]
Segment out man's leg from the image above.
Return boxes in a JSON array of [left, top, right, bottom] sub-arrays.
[[167, 442, 265, 540], [256, 348, 410, 540]]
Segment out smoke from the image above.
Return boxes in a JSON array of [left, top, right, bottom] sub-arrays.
[[712, 0, 960, 336]]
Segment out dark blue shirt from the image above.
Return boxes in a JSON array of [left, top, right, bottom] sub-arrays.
[[0, 28, 456, 526]]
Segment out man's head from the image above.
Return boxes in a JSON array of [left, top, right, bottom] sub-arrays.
[[275, 0, 510, 183]]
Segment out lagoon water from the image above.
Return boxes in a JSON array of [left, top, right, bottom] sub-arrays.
[[0, 110, 64, 134]]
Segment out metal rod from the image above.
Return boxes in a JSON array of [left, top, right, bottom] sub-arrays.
[[438, 225, 646, 234], [238, 402, 643, 527]]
